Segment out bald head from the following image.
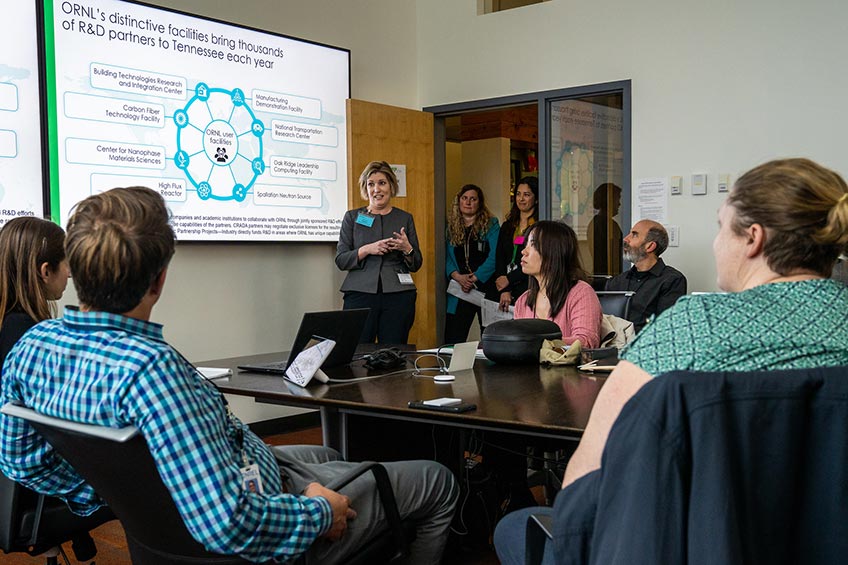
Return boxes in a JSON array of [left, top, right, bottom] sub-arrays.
[[634, 220, 669, 257]]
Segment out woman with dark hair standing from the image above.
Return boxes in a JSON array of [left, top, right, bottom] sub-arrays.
[[492, 177, 538, 311], [336, 161, 422, 344], [0, 217, 70, 367], [513, 220, 602, 348], [444, 184, 499, 344]]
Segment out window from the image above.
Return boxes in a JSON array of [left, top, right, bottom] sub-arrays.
[[478, 0, 550, 15]]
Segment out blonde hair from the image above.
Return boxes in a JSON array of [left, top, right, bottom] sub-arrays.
[[66, 187, 175, 313], [0, 217, 65, 328], [729, 158, 848, 276], [358, 161, 398, 200], [447, 184, 494, 246]]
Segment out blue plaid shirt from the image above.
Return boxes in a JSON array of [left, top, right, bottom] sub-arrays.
[[0, 307, 331, 563]]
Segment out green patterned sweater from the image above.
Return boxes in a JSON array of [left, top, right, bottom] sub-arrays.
[[622, 279, 848, 376]]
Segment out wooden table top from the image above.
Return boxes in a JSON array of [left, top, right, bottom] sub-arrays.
[[203, 351, 607, 436]]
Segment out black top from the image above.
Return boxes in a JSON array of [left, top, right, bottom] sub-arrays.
[[605, 258, 687, 332], [588, 216, 623, 275], [491, 220, 530, 302], [1, 310, 37, 370]]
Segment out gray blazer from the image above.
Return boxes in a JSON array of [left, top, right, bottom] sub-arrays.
[[335, 207, 423, 294]]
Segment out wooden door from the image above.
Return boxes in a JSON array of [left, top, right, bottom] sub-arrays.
[[346, 99, 436, 348]]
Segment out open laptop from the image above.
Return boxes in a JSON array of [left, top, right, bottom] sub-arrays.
[[238, 309, 370, 375], [446, 340, 478, 372]]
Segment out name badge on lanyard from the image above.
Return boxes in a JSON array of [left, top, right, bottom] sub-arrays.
[[356, 213, 374, 227], [240, 463, 264, 494]]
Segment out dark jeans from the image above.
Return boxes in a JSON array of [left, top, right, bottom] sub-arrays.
[[444, 298, 483, 345], [343, 290, 417, 345], [494, 506, 555, 565]]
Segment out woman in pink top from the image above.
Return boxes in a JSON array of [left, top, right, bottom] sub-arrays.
[[513, 220, 602, 348]]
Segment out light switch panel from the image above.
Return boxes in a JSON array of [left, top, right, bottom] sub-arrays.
[[718, 174, 730, 193], [692, 173, 707, 195], [667, 225, 680, 247], [670, 176, 683, 195]]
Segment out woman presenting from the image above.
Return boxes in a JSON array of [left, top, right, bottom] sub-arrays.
[[513, 220, 602, 348], [335, 161, 422, 344], [444, 184, 499, 344]]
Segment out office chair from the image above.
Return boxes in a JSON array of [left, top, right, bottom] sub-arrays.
[[526, 365, 848, 565], [1, 404, 414, 565], [0, 471, 114, 564], [588, 275, 612, 292], [594, 290, 634, 319]]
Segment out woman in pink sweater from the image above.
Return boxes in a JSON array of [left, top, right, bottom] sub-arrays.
[[513, 220, 602, 348]]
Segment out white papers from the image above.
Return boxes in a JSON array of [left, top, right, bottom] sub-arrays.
[[197, 367, 232, 380], [481, 298, 514, 326], [447, 279, 485, 307], [635, 177, 669, 223], [285, 338, 335, 387]]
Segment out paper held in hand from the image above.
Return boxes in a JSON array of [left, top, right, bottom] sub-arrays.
[[481, 298, 514, 326], [285, 337, 335, 387], [447, 279, 485, 308]]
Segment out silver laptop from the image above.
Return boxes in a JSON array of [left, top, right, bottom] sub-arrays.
[[447, 340, 478, 372]]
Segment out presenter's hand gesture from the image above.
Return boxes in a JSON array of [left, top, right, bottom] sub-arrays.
[[361, 238, 391, 258], [305, 482, 357, 541], [390, 227, 412, 254]]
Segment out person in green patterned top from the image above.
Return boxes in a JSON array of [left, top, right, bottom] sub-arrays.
[[562, 157, 848, 488]]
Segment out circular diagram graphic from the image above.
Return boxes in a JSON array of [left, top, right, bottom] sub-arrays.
[[174, 83, 265, 202]]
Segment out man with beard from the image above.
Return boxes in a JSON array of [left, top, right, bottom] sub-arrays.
[[605, 219, 687, 332]]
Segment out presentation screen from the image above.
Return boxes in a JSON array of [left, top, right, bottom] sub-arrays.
[[41, 0, 350, 241], [0, 2, 44, 226]]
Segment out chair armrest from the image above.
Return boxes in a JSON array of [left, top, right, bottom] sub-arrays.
[[526, 513, 554, 565], [323, 462, 408, 560]]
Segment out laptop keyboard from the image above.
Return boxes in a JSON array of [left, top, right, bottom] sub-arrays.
[[261, 361, 288, 370]]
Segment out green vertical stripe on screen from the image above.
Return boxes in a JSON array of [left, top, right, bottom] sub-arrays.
[[42, 0, 61, 223]]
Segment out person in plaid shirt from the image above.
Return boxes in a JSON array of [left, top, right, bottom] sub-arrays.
[[0, 186, 457, 564]]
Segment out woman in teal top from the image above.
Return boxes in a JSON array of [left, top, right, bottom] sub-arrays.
[[563, 157, 848, 488], [444, 184, 499, 344]]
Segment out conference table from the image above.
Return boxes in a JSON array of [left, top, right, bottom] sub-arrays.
[[204, 351, 608, 460]]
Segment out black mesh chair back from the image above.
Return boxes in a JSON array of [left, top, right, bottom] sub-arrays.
[[0, 473, 113, 564], [595, 291, 635, 319], [589, 275, 612, 292]]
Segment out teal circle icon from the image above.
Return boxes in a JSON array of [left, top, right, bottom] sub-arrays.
[[174, 85, 265, 202]]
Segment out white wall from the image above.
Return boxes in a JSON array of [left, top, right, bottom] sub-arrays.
[[55, 0, 418, 422], [54, 0, 848, 417], [415, 0, 848, 291]]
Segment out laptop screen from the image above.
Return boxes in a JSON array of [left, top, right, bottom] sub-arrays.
[[286, 309, 370, 369]]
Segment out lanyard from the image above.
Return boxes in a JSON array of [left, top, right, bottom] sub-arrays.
[[463, 226, 473, 274]]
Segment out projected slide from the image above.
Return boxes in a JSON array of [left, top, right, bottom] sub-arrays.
[[43, 0, 349, 241], [0, 2, 44, 225]]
